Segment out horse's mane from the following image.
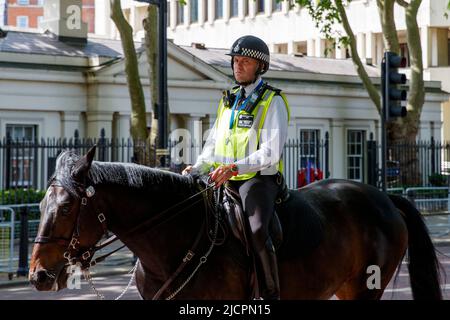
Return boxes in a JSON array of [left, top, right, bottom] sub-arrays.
[[49, 150, 196, 198]]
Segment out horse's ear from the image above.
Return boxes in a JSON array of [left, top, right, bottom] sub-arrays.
[[71, 145, 96, 181]]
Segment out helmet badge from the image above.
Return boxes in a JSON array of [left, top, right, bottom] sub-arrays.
[[233, 39, 243, 53]]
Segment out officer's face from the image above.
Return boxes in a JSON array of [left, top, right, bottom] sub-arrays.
[[233, 56, 261, 83]]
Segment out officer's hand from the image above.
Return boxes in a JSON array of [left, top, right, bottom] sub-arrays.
[[209, 164, 237, 188], [182, 165, 193, 176]]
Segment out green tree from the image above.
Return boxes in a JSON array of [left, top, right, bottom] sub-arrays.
[[293, 0, 447, 185]]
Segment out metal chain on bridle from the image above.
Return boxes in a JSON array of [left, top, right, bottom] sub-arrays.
[[163, 186, 222, 300]]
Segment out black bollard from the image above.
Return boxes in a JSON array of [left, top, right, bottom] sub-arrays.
[[17, 208, 29, 277]]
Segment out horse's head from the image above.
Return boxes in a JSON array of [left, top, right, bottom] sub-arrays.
[[29, 146, 105, 291]]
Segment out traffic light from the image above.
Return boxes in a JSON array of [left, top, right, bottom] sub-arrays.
[[382, 52, 407, 120]]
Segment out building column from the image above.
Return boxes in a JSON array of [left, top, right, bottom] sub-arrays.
[[186, 114, 204, 165], [170, 0, 177, 29], [335, 38, 346, 59], [86, 111, 114, 139], [224, 0, 230, 21], [307, 38, 315, 57], [199, 0, 206, 25], [315, 38, 326, 58], [376, 33, 384, 66], [208, 0, 214, 24], [266, 0, 273, 17], [366, 32, 376, 65], [114, 112, 131, 140], [95, 0, 112, 37], [421, 27, 431, 69], [357, 32, 366, 59], [238, 0, 245, 20], [443, 101, 450, 142], [60, 111, 81, 139], [282, 0, 289, 14], [129, 5, 137, 30], [287, 41, 295, 55], [419, 121, 432, 141], [184, 1, 190, 26], [431, 121, 442, 142], [249, 0, 256, 19], [330, 120, 345, 179]]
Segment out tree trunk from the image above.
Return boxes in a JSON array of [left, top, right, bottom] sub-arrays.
[[377, 0, 400, 53], [143, 5, 159, 167], [110, 0, 148, 163], [335, 0, 381, 114], [386, 0, 424, 186]]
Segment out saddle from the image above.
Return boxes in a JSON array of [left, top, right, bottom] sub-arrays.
[[197, 174, 289, 256]]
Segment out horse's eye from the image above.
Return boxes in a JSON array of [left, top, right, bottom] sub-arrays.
[[61, 207, 71, 216]]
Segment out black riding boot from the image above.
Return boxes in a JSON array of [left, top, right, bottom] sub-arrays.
[[256, 238, 280, 300]]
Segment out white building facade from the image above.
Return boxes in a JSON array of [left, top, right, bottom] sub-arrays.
[[0, 29, 447, 189], [94, 0, 450, 141]]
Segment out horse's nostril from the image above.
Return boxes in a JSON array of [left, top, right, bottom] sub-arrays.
[[30, 270, 49, 284]]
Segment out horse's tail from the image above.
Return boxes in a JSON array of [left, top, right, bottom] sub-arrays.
[[388, 194, 442, 300]]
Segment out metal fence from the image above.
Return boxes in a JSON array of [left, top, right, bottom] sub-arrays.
[[368, 136, 450, 189], [387, 187, 450, 237], [1, 130, 450, 279], [1, 130, 332, 193]]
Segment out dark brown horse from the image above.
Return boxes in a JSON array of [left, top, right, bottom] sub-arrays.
[[29, 146, 442, 299]]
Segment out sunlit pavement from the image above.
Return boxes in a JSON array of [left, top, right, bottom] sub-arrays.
[[0, 245, 448, 300]]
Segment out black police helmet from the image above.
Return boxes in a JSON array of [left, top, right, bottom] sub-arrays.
[[227, 35, 270, 75]]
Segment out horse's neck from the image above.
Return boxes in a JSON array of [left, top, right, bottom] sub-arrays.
[[101, 184, 203, 280]]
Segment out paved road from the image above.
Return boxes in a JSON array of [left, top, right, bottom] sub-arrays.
[[1, 245, 449, 300]]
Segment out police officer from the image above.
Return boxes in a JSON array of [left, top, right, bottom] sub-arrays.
[[183, 35, 290, 300]]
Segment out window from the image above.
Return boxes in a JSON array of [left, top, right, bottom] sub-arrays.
[[274, 43, 288, 54], [399, 43, 410, 67], [17, 0, 29, 5], [37, 0, 44, 5], [215, 0, 223, 19], [299, 129, 320, 169], [273, 0, 282, 12], [347, 130, 365, 182], [5, 124, 37, 188], [190, 0, 198, 23], [230, 0, 239, 17], [16, 16, 28, 28], [256, 0, 265, 14], [177, 1, 185, 25]]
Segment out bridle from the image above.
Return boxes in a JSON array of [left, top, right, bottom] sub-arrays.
[[34, 184, 122, 270], [34, 177, 221, 300]]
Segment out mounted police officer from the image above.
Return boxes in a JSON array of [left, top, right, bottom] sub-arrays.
[[183, 35, 290, 300]]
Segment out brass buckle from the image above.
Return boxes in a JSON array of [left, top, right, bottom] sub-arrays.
[[82, 251, 91, 261], [183, 250, 195, 262], [98, 213, 106, 223], [69, 237, 78, 249]]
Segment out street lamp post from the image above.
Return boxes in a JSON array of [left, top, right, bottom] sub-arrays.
[[135, 0, 169, 168]]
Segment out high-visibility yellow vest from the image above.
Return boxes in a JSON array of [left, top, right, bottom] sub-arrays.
[[213, 85, 290, 181]]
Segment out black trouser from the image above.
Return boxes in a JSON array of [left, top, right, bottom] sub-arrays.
[[228, 173, 281, 299]]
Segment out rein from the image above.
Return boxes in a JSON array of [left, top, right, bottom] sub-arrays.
[[34, 177, 219, 299]]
